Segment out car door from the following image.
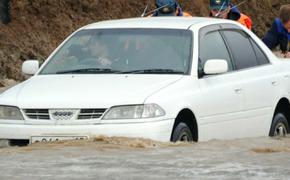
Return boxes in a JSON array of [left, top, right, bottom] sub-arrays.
[[221, 27, 278, 136], [197, 25, 246, 140]]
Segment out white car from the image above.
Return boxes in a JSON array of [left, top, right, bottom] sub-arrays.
[[0, 17, 290, 145]]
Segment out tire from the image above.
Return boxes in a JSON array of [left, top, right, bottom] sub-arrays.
[[171, 122, 193, 142], [269, 113, 290, 137]]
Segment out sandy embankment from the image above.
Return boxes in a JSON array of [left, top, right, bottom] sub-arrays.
[[0, 79, 18, 93]]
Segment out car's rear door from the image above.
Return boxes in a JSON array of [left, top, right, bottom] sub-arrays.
[[220, 26, 278, 136]]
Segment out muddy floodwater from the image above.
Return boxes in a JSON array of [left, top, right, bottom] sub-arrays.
[[1, 88, 290, 179], [0, 137, 289, 180]]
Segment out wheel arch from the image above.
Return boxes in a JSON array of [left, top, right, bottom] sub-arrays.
[[171, 108, 198, 142], [273, 97, 290, 131]]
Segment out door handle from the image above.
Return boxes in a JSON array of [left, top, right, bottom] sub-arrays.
[[271, 81, 278, 86], [234, 88, 242, 94]]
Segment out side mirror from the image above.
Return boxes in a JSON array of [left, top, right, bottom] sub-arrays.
[[22, 60, 40, 75], [204, 59, 228, 75]]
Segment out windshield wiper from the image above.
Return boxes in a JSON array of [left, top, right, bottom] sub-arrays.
[[121, 69, 185, 74], [56, 68, 121, 74]]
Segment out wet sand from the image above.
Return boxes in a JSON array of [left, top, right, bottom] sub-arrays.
[[0, 137, 290, 180]]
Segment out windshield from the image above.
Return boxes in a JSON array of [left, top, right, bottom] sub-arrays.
[[40, 29, 193, 75]]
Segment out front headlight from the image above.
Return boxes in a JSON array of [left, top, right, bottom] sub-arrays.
[[102, 104, 166, 120], [0, 106, 24, 120]]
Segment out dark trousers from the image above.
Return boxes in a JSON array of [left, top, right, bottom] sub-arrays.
[[0, 0, 11, 24]]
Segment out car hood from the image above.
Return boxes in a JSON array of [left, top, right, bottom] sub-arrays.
[[0, 75, 183, 109]]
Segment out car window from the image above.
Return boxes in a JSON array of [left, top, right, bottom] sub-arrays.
[[199, 31, 233, 71], [40, 29, 193, 75], [250, 39, 270, 65], [222, 30, 258, 70]]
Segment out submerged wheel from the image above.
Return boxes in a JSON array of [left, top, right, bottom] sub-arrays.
[[269, 113, 289, 137], [171, 122, 193, 142]]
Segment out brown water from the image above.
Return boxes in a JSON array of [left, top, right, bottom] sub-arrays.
[[0, 136, 290, 180], [1, 87, 290, 179]]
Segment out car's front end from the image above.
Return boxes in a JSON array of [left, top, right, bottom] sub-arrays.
[[0, 107, 176, 143], [0, 74, 186, 143], [0, 20, 194, 143]]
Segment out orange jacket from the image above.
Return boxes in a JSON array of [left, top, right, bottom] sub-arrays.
[[238, 13, 252, 30], [182, 12, 192, 17]]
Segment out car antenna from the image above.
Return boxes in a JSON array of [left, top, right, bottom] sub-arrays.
[[215, 0, 247, 18], [141, 0, 151, 17]]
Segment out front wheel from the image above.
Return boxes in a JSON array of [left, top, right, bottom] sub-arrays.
[[269, 113, 289, 137], [171, 122, 193, 142]]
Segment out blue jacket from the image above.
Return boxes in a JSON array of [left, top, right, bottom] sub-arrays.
[[152, 5, 185, 16], [263, 18, 290, 53]]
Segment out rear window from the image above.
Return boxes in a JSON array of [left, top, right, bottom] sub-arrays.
[[222, 30, 258, 70]]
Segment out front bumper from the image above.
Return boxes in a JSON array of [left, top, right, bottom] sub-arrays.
[[0, 119, 175, 142]]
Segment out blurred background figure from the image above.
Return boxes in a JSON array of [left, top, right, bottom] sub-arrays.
[[209, 0, 252, 30], [149, 0, 191, 17], [0, 0, 11, 24], [263, 4, 290, 58]]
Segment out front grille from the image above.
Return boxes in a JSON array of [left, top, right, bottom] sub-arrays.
[[23, 108, 107, 120], [24, 109, 50, 120], [78, 109, 107, 120]]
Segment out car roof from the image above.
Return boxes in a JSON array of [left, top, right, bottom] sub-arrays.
[[83, 17, 233, 30]]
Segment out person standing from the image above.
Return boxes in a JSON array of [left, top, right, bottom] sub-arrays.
[[209, 0, 252, 30], [149, 0, 192, 17], [263, 5, 290, 58], [0, 0, 11, 24]]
